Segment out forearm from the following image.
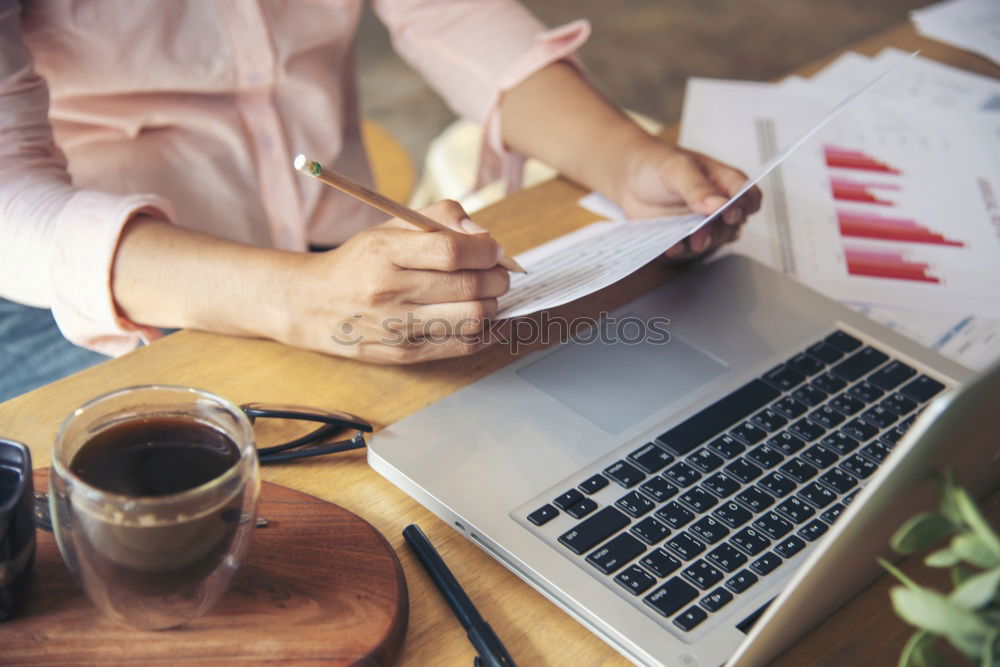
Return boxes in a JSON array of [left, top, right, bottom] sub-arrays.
[[111, 216, 297, 341], [499, 61, 650, 196]]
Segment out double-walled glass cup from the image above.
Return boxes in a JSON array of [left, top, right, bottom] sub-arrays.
[[50, 386, 260, 630]]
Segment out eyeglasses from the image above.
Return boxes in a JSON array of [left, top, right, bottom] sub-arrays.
[[241, 403, 373, 465]]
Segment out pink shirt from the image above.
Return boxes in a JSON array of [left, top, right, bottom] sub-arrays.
[[0, 0, 588, 355]]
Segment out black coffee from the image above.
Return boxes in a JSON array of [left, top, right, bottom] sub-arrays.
[[70, 417, 240, 496]]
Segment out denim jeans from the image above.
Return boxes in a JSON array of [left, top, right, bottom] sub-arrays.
[[0, 298, 109, 402]]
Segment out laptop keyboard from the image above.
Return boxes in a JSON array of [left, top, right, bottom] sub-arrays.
[[520, 329, 946, 636]]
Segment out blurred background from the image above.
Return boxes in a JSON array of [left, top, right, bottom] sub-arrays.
[[357, 0, 933, 173]]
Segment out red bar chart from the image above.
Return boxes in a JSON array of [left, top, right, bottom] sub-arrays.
[[824, 145, 902, 174], [836, 211, 965, 246], [844, 246, 940, 284], [829, 177, 899, 205]]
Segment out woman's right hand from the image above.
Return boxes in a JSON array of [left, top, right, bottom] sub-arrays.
[[278, 200, 511, 364]]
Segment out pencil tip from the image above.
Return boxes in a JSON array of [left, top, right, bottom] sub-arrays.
[[293, 154, 307, 171]]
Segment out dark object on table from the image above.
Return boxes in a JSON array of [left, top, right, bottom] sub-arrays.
[[0, 439, 35, 622]]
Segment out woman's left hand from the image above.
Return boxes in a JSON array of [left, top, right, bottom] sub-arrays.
[[610, 135, 763, 261]]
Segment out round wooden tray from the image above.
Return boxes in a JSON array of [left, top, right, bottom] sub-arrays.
[[0, 470, 408, 665]]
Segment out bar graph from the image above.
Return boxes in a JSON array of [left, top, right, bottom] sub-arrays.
[[824, 145, 901, 174], [843, 246, 940, 284], [836, 211, 965, 246], [829, 177, 899, 205]]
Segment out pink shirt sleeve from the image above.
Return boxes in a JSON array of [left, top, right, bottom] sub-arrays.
[[0, 0, 171, 356], [373, 0, 590, 190]]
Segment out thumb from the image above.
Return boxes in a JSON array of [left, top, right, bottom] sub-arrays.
[[661, 155, 729, 215]]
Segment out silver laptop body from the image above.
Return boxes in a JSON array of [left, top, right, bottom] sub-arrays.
[[369, 255, 992, 666]]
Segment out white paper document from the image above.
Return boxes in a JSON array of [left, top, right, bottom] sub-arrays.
[[912, 0, 1000, 66]]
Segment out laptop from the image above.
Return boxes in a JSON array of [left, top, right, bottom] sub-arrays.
[[369, 254, 998, 666]]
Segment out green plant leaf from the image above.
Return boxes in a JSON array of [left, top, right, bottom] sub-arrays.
[[900, 630, 945, 667], [952, 569, 1000, 609], [953, 533, 1000, 569], [954, 488, 1000, 559], [893, 513, 958, 555], [984, 628, 998, 667], [939, 470, 963, 525], [926, 548, 961, 568], [891, 586, 993, 638], [952, 565, 977, 588], [881, 557, 921, 590]]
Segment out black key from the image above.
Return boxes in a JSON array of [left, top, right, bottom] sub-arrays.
[[881, 426, 908, 447], [849, 382, 884, 404], [801, 444, 838, 469], [713, 501, 753, 529], [725, 569, 758, 594], [901, 375, 945, 403], [819, 468, 857, 494], [700, 587, 734, 612], [689, 516, 730, 545], [861, 405, 897, 429], [820, 503, 845, 524], [772, 396, 808, 419], [730, 421, 767, 445], [604, 460, 646, 488], [566, 497, 598, 519], [812, 372, 847, 394], [762, 364, 806, 391], [753, 511, 792, 539], [528, 504, 558, 526], [798, 519, 829, 542], [706, 543, 748, 573], [829, 393, 865, 416], [639, 477, 679, 503], [831, 346, 889, 382], [789, 418, 826, 442], [862, 441, 892, 464], [615, 565, 657, 596], [725, 458, 763, 483], [702, 472, 740, 498], [628, 442, 675, 474], [752, 408, 788, 432], [554, 489, 584, 510], [809, 405, 846, 429], [656, 501, 695, 529], [840, 454, 877, 480], [788, 352, 825, 377], [664, 461, 702, 488], [769, 431, 806, 455], [792, 385, 828, 407], [644, 577, 699, 618], [900, 414, 919, 431], [665, 532, 706, 561], [869, 360, 916, 391], [746, 444, 784, 469], [579, 474, 609, 495], [882, 393, 917, 416], [757, 471, 797, 497], [687, 448, 724, 473], [750, 552, 782, 576], [776, 496, 815, 524], [707, 434, 745, 459], [779, 457, 818, 483], [820, 431, 859, 455], [774, 535, 806, 559], [674, 605, 708, 632], [841, 418, 878, 442], [559, 506, 630, 555], [683, 559, 724, 590], [657, 379, 780, 456], [797, 481, 837, 509], [735, 486, 774, 513], [641, 548, 682, 578], [730, 527, 771, 556], [616, 491, 655, 518], [842, 489, 861, 505], [631, 516, 671, 545], [826, 330, 862, 352], [587, 533, 646, 574], [807, 341, 844, 364]]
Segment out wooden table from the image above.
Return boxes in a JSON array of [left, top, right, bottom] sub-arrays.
[[2, 22, 996, 667]]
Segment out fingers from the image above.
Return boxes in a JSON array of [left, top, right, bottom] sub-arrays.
[[700, 157, 763, 224], [402, 266, 510, 304], [373, 227, 504, 271], [660, 154, 729, 215], [407, 299, 498, 337]]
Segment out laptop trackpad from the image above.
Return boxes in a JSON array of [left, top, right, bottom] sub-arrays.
[[516, 333, 729, 434]]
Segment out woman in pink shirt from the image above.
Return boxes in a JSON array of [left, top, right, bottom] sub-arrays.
[[0, 0, 759, 399]]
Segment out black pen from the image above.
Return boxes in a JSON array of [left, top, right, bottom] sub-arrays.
[[402, 524, 516, 667]]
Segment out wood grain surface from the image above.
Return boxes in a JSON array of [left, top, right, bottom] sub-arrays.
[[0, 471, 408, 666], [0, 22, 996, 667]]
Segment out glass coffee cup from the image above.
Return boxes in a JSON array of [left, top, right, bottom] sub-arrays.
[[49, 385, 260, 630]]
